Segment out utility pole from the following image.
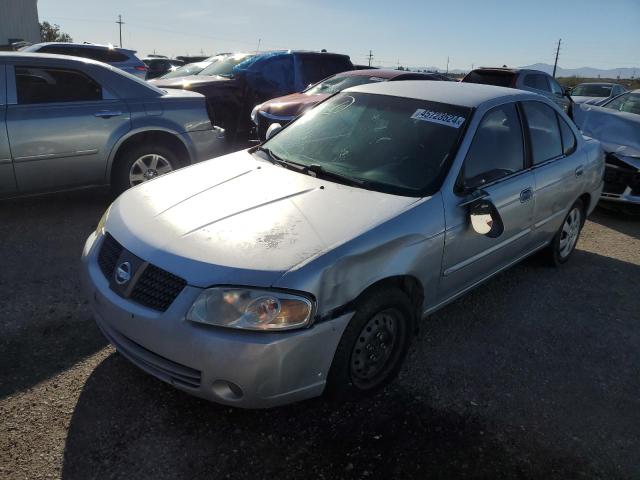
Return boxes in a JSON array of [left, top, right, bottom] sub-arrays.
[[116, 15, 124, 48], [446, 56, 449, 75], [368, 50, 374, 67], [256, 38, 261, 53], [552, 38, 561, 78]]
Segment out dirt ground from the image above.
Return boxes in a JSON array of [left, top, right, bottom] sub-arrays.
[[1, 189, 638, 479]]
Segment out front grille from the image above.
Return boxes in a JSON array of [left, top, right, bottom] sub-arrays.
[[603, 155, 640, 195], [98, 233, 123, 279], [97, 233, 186, 312], [130, 264, 187, 312], [101, 322, 201, 389]]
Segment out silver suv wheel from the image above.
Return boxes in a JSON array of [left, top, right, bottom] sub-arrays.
[[558, 206, 582, 259]]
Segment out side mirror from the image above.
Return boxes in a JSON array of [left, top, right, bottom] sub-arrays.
[[564, 87, 572, 96], [265, 123, 282, 140], [459, 190, 504, 238]]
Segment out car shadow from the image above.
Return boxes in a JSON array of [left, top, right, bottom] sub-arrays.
[[589, 206, 640, 240], [60, 353, 597, 480], [60, 248, 640, 479], [0, 188, 111, 398]]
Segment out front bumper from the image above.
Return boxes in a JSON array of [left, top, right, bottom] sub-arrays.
[[601, 154, 640, 205], [80, 232, 352, 408]]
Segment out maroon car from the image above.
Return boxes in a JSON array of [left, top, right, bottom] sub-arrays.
[[251, 69, 452, 140]]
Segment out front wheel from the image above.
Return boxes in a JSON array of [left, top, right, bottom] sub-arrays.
[[547, 199, 584, 266], [325, 286, 414, 400]]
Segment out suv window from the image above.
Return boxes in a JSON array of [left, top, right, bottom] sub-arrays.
[[523, 74, 550, 92], [522, 101, 563, 164], [463, 70, 515, 87], [15, 66, 102, 104], [604, 92, 640, 115], [298, 54, 352, 86], [260, 55, 294, 94], [549, 78, 564, 96], [464, 103, 524, 188]]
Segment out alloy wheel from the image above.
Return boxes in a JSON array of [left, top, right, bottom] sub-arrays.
[[129, 153, 173, 187], [558, 207, 582, 258]]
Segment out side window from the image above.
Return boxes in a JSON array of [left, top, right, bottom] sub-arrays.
[[557, 115, 577, 155], [321, 56, 353, 78], [549, 78, 563, 96], [523, 74, 550, 92], [15, 67, 102, 104], [464, 103, 524, 188], [258, 55, 294, 94], [522, 101, 563, 164], [298, 55, 326, 86]]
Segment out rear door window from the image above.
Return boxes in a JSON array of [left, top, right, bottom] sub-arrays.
[[522, 101, 563, 164], [15, 66, 103, 104], [464, 103, 524, 188], [463, 70, 515, 87], [523, 74, 550, 92]]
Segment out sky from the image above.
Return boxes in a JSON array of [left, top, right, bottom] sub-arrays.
[[38, 0, 640, 72]]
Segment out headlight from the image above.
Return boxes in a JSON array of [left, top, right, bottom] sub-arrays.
[[250, 104, 262, 126], [186, 287, 313, 331], [95, 206, 111, 235]]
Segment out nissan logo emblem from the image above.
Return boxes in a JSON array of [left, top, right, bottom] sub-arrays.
[[115, 261, 132, 285]]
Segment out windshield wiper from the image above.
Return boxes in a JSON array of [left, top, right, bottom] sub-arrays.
[[255, 146, 305, 171], [304, 164, 370, 188]]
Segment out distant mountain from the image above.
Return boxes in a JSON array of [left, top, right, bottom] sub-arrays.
[[405, 62, 638, 79]]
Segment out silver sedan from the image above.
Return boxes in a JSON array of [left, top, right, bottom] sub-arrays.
[[0, 52, 225, 198], [82, 81, 604, 408]]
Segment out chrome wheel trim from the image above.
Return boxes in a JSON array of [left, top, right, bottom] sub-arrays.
[[558, 207, 582, 258], [350, 308, 400, 389], [129, 153, 173, 187]]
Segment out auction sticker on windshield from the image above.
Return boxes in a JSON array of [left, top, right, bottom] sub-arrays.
[[411, 109, 466, 128]]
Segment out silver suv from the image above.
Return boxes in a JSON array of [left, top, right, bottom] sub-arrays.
[[82, 82, 604, 408], [0, 53, 225, 198], [22, 42, 149, 79]]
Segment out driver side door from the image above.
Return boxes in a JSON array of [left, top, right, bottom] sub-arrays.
[[440, 102, 536, 300]]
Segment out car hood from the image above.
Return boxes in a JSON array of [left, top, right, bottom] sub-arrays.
[[150, 74, 233, 89], [105, 150, 420, 287], [573, 103, 640, 157], [571, 96, 608, 105], [261, 92, 330, 118]]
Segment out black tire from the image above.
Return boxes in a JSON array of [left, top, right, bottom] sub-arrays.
[[111, 143, 181, 196], [546, 199, 584, 266], [325, 285, 414, 401]]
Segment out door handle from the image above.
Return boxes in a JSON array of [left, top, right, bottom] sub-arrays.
[[519, 187, 533, 203], [575, 165, 584, 177], [94, 110, 122, 118]]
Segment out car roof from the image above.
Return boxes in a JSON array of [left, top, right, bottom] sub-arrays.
[[26, 42, 136, 54], [0, 51, 109, 66], [575, 82, 618, 86], [345, 80, 533, 107], [470, 67, 546, 75], [338, 69, 441, 79]]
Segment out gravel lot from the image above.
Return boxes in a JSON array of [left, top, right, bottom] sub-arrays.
[[1, 189, 638, 479]]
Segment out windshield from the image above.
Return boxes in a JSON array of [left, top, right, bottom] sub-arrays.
[[262, 92, 470, 196], [571, 84, 612, 97], [604, 92, 640, 115], [463, 70, 515, 87], [161, 58, 218, 79], [198, 53, 254, 77], [305, 74, 387, 95]]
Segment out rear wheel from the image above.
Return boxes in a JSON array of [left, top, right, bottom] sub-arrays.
[[547, 199, 584, 266], [112, 143, 181, 195], [326, 286, 414, 400]]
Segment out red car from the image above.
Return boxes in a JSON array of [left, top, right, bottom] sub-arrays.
[[251, 69, 452, 140]]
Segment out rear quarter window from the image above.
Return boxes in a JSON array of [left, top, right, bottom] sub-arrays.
[[463, 71, 515, 87]]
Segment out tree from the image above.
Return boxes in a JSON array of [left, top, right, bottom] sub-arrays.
[[40, 22, 73, 43]]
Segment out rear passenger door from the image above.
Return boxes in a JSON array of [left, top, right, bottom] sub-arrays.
[[6, 63, 130, 194], [0, 64, 18, 196], [441, 102, 536, 298], [522, 101, 583, 243]]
